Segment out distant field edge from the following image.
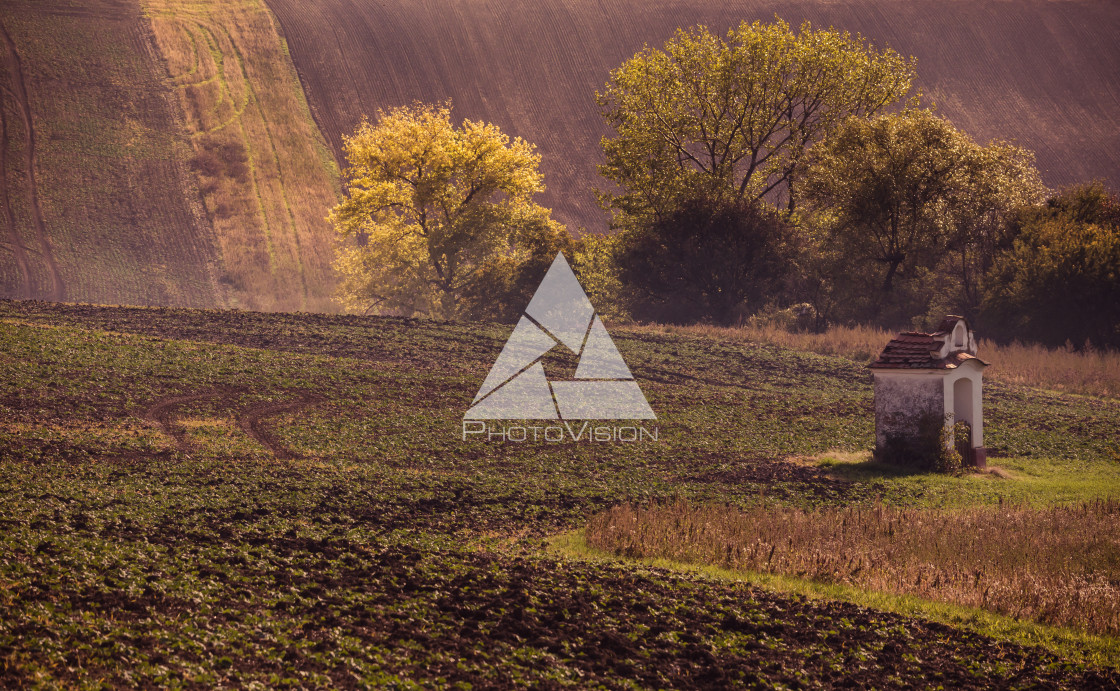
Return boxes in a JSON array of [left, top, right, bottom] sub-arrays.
[[0, 298, 340, 315], [547, 530, 1120, 671]]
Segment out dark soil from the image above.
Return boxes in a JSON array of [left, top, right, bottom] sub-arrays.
[[2, 301, 1117, 687]]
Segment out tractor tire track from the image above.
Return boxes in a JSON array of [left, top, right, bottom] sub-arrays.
[[0, 95, 30, 298], [0, 19, 63, 301], [144, 390, 232, 452], [237, 390, 320, 459]]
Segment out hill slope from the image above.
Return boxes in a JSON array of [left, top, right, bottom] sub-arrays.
[[143, 0, 341, 311], [266, 0, 1120, 233], [0, 0, 224, 305], [1, 0, 1116, 308], [0, 0, 339, 310]]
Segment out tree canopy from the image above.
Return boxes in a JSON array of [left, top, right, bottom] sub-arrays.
[[330, 102, 569, 319], [982, 184, 1120, 349], [802, 109, 1044, 324], [612, 194, 799, 324], [596, 19, 915, 228]]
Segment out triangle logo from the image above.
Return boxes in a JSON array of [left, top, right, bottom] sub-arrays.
[[465, 253, 655, 420]]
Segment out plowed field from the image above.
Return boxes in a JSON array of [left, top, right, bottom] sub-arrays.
[[0, 0, 340, 310], [0, 0, 224, 306], [2, 301, 1119, 685], [266, 0, 1120, 233]]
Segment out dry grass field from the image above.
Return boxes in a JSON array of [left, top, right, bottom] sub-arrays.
[[144, 0, 340, 311], [587, 499, 1120, 637], [650, 322, 1120, 399], [266, 0, 1120, 234]]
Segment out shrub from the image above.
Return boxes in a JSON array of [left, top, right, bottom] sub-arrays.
[[613, 195, 800, 325]]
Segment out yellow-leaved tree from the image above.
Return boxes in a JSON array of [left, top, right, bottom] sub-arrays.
[[330, 102, 571, 319]]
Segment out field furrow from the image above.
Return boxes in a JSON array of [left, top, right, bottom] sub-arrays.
[[266, 0, 1120, 234], [0, 18, 61, 301]]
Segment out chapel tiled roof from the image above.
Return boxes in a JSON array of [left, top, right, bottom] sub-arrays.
[[934, 316, 963, 334], [870, 327, 988, 370]]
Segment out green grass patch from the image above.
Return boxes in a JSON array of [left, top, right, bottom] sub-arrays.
[[815, 449, 1120, 507]]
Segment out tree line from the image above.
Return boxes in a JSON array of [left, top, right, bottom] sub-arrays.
[[330, 20, 1120, 350]]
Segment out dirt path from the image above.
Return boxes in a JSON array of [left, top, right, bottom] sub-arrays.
[[237, 390, 320, 459], [145, 388, 319, 458], [144, 390, 231, 452], [0, 19, 63, 301]]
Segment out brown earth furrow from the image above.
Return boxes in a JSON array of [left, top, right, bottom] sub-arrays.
[[144, 388, 318, 457], [144, 390, 233, 452], [266, 0, 1120, 235], [0, 97, 30, 299], [0, 18, 62, 301]]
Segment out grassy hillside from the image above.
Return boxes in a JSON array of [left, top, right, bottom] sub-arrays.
[[143, 0, 340, 311], [0, 0, 223, 306], [1, 300, 1118, 685], [0, 0, 339, 310], [266, 0, 1120, 233]]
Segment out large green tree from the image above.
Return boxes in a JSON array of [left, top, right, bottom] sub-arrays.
[[330, 102, 569, 319], [982, 184, 1120, 349], [802, 109, 1044, 325], [945, 142, 1046, 315], [596, 19, 915, 228]]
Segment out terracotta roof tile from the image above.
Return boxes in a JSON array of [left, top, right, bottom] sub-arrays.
[[870, 327, 988, 370]]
